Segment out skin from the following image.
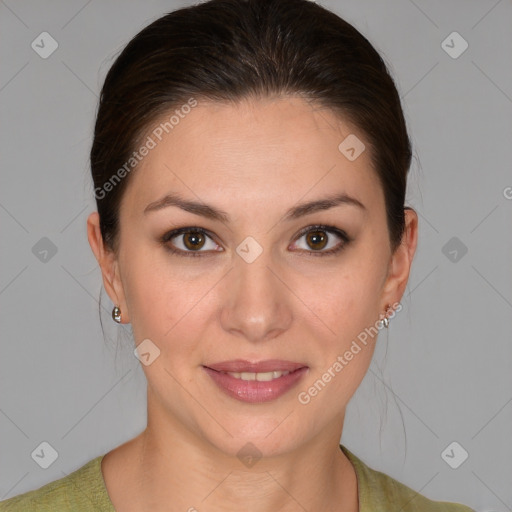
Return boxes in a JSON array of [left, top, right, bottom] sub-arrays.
[[87, 95, 418, 512]]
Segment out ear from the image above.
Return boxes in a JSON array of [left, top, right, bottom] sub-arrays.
[[380, 208, 418, 312], [87, 211, 130, 323]]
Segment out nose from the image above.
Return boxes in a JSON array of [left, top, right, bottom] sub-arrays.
[[219, 247, 293, 344]]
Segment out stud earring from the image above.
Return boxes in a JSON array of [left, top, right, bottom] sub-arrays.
[[112, 305, 122, 323]]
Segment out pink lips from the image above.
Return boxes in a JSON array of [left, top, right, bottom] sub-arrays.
[[202, 359, 308, 403]]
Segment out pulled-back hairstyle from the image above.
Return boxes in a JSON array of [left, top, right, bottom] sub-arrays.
[[90, 0, 411, 253]]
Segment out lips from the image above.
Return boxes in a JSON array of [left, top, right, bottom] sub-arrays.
[[202, 359, 309, 402], [203, 359, 307, 373]]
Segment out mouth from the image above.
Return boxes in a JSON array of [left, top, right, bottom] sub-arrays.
[[202, 359, 309, 403]]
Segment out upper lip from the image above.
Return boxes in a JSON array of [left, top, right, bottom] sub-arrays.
[[204, 359, 307, 373]]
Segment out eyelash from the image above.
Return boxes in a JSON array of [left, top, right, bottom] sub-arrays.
[[160, 224, 351, 258]]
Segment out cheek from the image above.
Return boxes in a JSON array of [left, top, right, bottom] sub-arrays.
[[126, 272, 192, 343], [295, 271, 383, 412], [296, 254, 385, 391], [120, 246, 216, 354], [306, 256, 383, 335], [119, 244, 175, 339]]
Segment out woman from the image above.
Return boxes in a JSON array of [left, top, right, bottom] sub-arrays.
[[0, 0, 475, 510]]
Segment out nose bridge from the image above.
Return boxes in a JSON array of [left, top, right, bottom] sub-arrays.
[[234, 237, 275, 296], [220, 235, 292, 342]]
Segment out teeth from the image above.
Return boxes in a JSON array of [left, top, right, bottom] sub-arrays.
[[224, 370, 291, 381]]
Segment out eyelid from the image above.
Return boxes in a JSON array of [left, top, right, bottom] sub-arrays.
[[161, 224, 351, 257]]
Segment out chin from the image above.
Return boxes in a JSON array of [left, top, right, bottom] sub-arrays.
[[198, 418, 306, 463]]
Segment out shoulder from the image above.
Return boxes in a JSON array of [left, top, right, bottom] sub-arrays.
[[0, 455, 114, 512], [340, 444, 475, 512]]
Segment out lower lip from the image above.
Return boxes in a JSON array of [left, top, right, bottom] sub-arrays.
[[202, 366, 309, 403]]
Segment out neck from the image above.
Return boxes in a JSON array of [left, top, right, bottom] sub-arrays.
[[122, 419, 358, 512]]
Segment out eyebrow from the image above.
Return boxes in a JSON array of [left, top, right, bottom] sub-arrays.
[[143, 191, 366, 222]]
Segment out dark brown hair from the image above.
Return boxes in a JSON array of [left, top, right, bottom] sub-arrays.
[[90, 0, 411, 253]]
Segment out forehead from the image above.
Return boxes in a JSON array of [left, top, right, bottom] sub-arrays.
[[121, 96, 383, 219]]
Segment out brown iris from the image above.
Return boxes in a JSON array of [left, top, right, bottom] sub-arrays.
[[305, 230, 328, 251], [183, 231, 206, 250]]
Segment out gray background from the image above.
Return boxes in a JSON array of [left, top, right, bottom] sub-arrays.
[[1, 0, 511, 510]]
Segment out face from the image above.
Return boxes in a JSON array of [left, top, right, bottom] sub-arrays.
[[88, 96, 416, 460]]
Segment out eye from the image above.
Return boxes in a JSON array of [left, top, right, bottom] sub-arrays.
[[161, 227, 221, 257], [290, 225, 350, 256]]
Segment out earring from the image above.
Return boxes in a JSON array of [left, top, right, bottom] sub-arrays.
[[112, 305, 122, 323], [380, 304, 392, 328]]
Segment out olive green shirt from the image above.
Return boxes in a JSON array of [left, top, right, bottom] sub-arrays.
[[0, 444, 475, 511]]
